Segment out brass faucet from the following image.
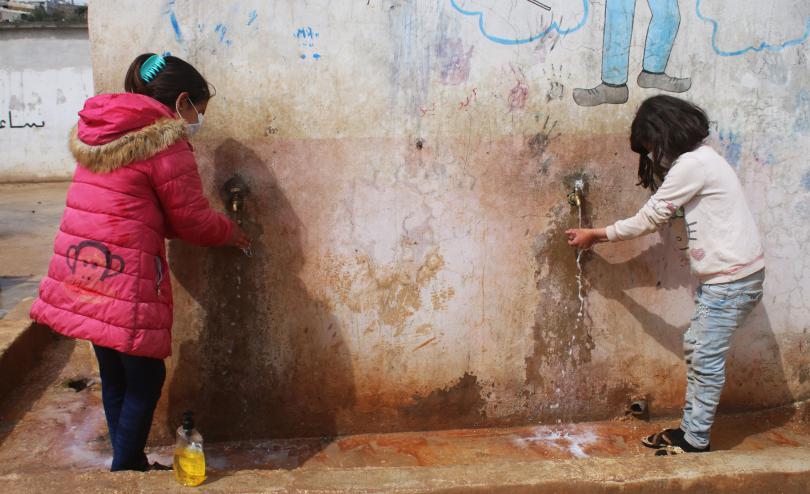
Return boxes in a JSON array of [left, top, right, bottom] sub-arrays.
[[229, 186, 244, 213], [222, 175, 249, 215], [567, 179, 585, 207]]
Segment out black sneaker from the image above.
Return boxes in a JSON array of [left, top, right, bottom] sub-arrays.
[[147, 462, 173, 471]]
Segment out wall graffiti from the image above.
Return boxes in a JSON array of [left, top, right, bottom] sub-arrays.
[[526, 0, 550, 11], [695, 0, 810, 57], [0, 111, 45, 129], [164, 1, 259, 49], [419, 102, 437, 117], [247, 9, 258, 27], [389, 0, 809, 71], [717, 129, 743, 167], [214, 23, 233, 46], [573, 0, 691, 107], [449, 0, 589, 45], [166, 0, 183, 43], [795, 90, 810, 135], [436, 38, 474, 85], [71, 0, 810, 442], [295, 26, 321, 60], [507, 64, 529, 112], [459, 87, 478, 109]]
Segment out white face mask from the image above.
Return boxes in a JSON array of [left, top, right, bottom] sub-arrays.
[[177, 99, 204, 136], [646, 151, 654, 161]]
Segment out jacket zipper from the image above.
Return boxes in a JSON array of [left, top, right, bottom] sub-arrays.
[[155, 256, 163, 295]]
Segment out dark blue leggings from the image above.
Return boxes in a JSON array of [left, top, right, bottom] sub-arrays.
[[92, 345, 166, 472]]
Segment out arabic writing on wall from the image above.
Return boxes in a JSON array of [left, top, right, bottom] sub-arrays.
[[0, 111, 46, 129]]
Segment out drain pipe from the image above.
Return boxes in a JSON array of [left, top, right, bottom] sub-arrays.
[[627, 398, 649, 420]]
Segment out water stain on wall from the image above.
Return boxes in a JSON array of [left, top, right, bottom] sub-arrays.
[[317, 247, 450, 335], [525, 203, 595, 392], [166, 139, 357, 442], [82, 0, 810, 444], [401, 372, 485, 430]]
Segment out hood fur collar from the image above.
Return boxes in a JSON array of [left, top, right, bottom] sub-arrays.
[[69, 118, 188, 173]]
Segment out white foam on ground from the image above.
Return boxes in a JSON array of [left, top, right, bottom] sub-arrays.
[[513, 425, 598, 458]]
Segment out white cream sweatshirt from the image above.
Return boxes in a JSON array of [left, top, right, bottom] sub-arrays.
[[605, 145, 764, 284]]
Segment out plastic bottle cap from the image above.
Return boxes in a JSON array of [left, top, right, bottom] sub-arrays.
[[182, 411, 195, 432]]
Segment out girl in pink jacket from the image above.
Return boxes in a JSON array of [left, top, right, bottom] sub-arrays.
[[30, 53, 250, 471]]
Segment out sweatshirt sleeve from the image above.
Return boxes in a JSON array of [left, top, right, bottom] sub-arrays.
[[606, 156, 705, 242], [151, 146, 234, 246]]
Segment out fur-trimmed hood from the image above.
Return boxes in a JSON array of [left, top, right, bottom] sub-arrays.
[[70, 93, 188, 173]]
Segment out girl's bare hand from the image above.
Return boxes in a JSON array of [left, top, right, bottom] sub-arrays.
[[227, 223, 251, 249], [566, 228, 597, 249]]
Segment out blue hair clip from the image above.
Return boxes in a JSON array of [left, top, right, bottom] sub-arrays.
[[140, 54, 166, 83]]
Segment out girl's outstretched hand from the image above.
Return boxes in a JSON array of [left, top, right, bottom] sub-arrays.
[[565, 228, 606, 249], [227, 223, 251, 249]]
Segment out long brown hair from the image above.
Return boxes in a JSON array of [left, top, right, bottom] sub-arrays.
[[630, 95, 710, 191]]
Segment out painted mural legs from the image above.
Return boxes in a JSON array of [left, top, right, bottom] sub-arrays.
[[572, 83, 630, 106], [574, 0, 691, 107], [637, 70, 691, 93]]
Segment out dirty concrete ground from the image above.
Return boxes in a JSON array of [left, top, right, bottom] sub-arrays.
[[0, 182, 67, 318], [1, 334, 809, 492]]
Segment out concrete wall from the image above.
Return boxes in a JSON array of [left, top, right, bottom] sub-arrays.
[[0, 27, 92, 181], [87, 1, 810, 442]]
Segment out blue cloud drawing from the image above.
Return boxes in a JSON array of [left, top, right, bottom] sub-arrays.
[[166, 0, 183, 43], [695, 0, 810, 57], [450, 0, 589, 46]]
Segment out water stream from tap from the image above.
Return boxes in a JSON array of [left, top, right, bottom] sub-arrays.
[[573, 179, 586, 327]]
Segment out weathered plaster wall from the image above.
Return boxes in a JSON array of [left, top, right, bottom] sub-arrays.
[[0, 28, 93, 181], [87, 1, 810, 441]]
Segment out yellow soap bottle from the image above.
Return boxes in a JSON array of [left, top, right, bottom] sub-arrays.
[[173, 411, 206, 486]]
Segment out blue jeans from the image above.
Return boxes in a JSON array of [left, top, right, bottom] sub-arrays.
[[602, 0, 680, 85], [93, 345, 166, 471], [680, 270, 764, 449]]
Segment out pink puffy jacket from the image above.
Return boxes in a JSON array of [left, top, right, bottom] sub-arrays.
[[30, 93, 233, 359]]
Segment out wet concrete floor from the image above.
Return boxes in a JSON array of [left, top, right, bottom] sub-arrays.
[[0, 183, 67, 319], [1, 334, 809, 476]]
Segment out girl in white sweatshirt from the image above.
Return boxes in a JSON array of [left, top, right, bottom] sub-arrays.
[[566, 95, 764, 455]]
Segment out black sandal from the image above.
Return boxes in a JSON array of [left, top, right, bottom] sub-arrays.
[[655, 447, 685, 456], [655, 443, 710, 456], [649, 430, 710, 455], [641, 427, 683, 449]]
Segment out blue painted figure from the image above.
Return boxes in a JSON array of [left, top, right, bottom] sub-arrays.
[[574, 0, 691, 107]]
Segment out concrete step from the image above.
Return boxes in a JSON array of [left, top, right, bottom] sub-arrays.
[[1, 446, 809, 493], [0, 298, 59, 403], [2, 301, 810, 493]]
